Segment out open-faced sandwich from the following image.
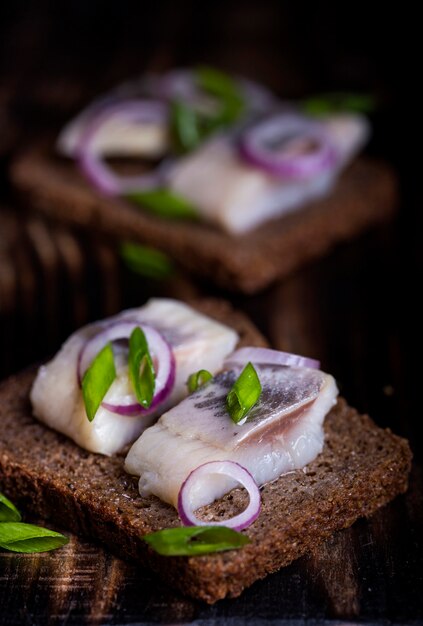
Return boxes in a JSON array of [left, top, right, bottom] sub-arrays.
[[0, 298, 412, 602], [11, 68, 398, 292]]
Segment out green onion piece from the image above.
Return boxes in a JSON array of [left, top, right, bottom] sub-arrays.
[[169, 67, 245, 155], [301, 92, 376, 116], [0, 492, 21, 522], [119, 242, 173, 281], [0, 522, 68, 553], [143, 525, 250, 556], [82, 343, 116, 422], [170, 100, 201, 153], [226, 362, 262, 424], [129, 327, 155, 409], [127, 188, 198, 220], [196, 66, 245, 124], [187, 369, 213, 393]]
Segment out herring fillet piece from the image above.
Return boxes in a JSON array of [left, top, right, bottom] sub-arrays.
[[30, 299, 238, 456], [125, 364, 339, 508], [58, 108, 168, 159], [167, 113, 370, 234]]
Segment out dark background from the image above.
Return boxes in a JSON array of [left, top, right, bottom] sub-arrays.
[[0, 2, 421, 624]]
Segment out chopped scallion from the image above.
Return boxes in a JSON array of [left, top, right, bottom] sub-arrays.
[[129, 327, 155, 409], [0, 522, 68, 553], [0, 492, 21, 522], [127, 188, 198, 220], [301, 92, 376, 116], [143, 525, 250, 556], [187, 369, 213, 393], [82, 343, 116, 422], [226, 362, 261, 424], [119, 242, 173, 280]]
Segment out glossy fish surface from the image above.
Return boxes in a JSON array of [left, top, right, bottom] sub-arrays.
[[30, 299, 238, 455], [167, 114, 369, 234], [125, 362, 338, 507]]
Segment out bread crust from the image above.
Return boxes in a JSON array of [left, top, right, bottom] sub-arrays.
[[11, 143, 398, 293], [0, 300, 411, 603]]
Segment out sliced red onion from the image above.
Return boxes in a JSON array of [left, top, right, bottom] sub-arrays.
[[239, 113, 338, 179], [78, 320, 175, 416], [154, 69, 277, 116], [177, 461, 261, 531], [57, 95, 119, 157], [224, 347, 320, 370], [156, 69, 202, 104], [77, 99, 169, 195]]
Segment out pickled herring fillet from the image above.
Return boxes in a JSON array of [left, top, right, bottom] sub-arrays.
[[167, 114, 370, 234], [30, 299, 238, 456], [125, 363, 338, 507]]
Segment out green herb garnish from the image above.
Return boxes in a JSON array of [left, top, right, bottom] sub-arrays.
[[300, 92, 376, 116], [187, 369, 213, 393], [129, 327, 155, 409], [120, 242, 173, 280], [82, 343, 116, 422], [127, 188, 198, 220], [169, 67, 245, 154], [0, 492, 21, 522], [0, 522, 68, 553], [143, 525, 250, 556], [170, 100, 201, 153], [196, 66, 245, 125], [226, 362, 261, 424], [0, 492, 68, 554]]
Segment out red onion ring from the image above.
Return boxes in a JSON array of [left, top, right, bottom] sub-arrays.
[[155, 69, 277, 116], [177, 461, 261, 531], [77, 99, 168, 195], [57, 96, 121, 157], [239, 113, 338, 179], [78, 320, 175, 416], [156, 69, 202, 105], [224, 347, 320, 370]]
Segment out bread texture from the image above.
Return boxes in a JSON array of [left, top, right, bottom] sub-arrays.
[[0, 300, 411, 603], [11, 144, 398, 293]]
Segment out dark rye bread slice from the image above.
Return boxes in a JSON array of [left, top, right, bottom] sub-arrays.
[[0, 300, 411, 603], [11, 142, 398, 293]]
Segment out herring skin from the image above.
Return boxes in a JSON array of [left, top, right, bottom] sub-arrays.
[[167, 114, 370, 234], [125, 363, 338, 507]]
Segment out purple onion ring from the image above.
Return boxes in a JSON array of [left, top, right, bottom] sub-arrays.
[[224, 347, 320, 370], [78, 320, 175, 417], [177, 460, 261, 531], [239, 113, 338, 179], [76, 99, 168, 195]]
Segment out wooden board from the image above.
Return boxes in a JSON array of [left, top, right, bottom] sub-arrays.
[[11, 143, 398, 294], [0, 482, 421, 626]]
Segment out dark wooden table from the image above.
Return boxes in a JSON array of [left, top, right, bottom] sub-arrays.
[[0, 1, 421, 623]]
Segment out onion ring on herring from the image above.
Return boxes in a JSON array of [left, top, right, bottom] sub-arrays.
[[239, 113, 338, 179], [77, 99, 168, 195], [224, 346, 320, 371], [78, 320, 175, 416], [177, 461, 261, 531]]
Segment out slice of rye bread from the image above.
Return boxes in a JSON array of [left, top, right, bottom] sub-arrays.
[[0, 299, 412, 604], [10, 142, 398, 293]]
